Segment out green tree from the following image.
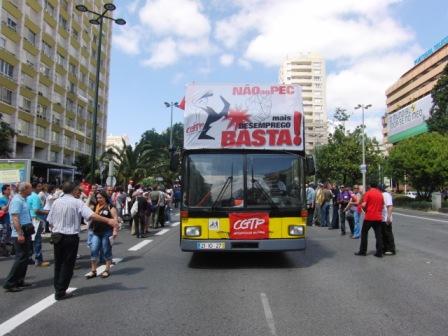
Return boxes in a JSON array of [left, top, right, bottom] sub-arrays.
[[103, 140, 154, 188], [73, 154, 91, 178], [333, 107, 351, 130], [315, 126, 383, 186], [427, 63, 448, 133], [0, 113, 15, 158], [386, 132, 448, 198]]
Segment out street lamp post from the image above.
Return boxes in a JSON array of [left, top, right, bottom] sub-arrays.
[[75, 3, 126, 183], [164, 101, 179, 151], [355, 103, 372, 193]]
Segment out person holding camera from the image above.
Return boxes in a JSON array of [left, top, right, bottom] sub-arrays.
[[3, 183, 34, 292]]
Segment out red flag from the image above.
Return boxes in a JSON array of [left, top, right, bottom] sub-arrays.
[[177, 97, 185, 110]]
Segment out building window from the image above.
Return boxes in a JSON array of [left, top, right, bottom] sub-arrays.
[[314, 76, 321, 82], [44, 0, 55, 17], [0, 60, 14, 78], [64, 135, 72, 147], [69, 63, 77, 76], [25, 28, 37, 45], [37, 104, 48, 119], [21, 96, 32, 112], [314, 83, 322, 89], [39, 63, 51, 77], [51, 131, 59, 142], [0, 37, 5, 49], [50, 151, 59, 162], [61, 0, 69, 11], [68, 81, 76, 94], [56, 53, 66, 67], [66, 118, 75, 128], [59, 15, 68, 31], [0, 87, 13, 105], [7, 17, 17, 31], [52, 113, 61, 125], [72, 28, 79, 41], [66, 98, 75, 112], [77, 104, 85, 117], [17, 120, 30, 135], [42, 41, 53, 57], [36, 125, 46, 140]]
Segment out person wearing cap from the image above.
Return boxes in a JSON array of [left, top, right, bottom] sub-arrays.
[[380, 184, 396, 255]]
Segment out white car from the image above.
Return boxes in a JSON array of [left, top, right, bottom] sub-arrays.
[[405, 191, 417, 199]]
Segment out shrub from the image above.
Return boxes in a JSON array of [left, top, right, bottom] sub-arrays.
[[393, 195, 432, 210]]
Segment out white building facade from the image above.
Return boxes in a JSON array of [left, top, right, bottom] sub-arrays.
[[279, 53, 327, 154]]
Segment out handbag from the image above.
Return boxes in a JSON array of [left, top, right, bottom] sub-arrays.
[[130, 199, 139, 217], [22, 224, 35, 236], [0, 209, 5, 219]]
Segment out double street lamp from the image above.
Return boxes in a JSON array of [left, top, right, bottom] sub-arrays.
[[354, 103, 372, 193], [164, 101, 179, 151], [75, 3, 126, 183]]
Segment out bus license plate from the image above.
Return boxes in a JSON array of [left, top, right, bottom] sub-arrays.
[[197, 242, 225, 250]]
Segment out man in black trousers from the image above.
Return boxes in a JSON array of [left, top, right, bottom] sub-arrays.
[[47, 182, 118, 300]]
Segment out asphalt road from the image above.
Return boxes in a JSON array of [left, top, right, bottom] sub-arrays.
[[1, 209, 447, 336]]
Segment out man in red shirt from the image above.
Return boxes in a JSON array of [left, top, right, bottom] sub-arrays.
[[355, 182, 384, 258]]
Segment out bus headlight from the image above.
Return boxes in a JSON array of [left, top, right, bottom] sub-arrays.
[[289, 225, 304, 236], [185, 226, 201, 237]]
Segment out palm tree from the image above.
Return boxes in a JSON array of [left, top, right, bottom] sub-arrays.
[[101, 139, 155, 187]]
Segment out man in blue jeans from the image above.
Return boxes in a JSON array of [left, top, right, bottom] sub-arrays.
[[320, 183, 332, 227], [27, 182, 50, 267]]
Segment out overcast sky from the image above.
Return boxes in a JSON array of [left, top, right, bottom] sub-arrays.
[[108, 0, 447, 144]]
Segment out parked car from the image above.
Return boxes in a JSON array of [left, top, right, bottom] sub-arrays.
[[405, 191, 417, 199]]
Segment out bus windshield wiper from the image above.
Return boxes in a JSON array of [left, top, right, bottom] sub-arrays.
[[251, 166, 277, 208], [212, 163, 234, 209], [211, 176, 233, 209]]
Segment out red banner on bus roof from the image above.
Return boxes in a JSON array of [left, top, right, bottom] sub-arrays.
[[184, 84, 304, 151]]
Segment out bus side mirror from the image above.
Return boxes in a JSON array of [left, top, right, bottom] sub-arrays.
[[305, 155, 315, 176], [169, 149, 179, 172]]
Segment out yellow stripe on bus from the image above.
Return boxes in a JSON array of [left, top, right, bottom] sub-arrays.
[[181, 217, 306, 239]]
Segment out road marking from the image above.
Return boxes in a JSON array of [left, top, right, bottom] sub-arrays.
[[128, 239, 153, 251], [84, 257, 123, 277], [260, 293, 277, 336], [170, 222, 180, 227], [155, 228, 169, 235], [0, 288, 77, 336], [395, 212, 448, 223]]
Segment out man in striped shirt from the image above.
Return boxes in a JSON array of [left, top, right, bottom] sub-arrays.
[[47, 182, 118, 300]]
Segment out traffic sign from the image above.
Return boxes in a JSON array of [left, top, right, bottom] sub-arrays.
[[360, 164, 367, 174], [106, 176, 117, 187]]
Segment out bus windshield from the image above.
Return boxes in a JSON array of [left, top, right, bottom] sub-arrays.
[[186, 153, 303, 209]]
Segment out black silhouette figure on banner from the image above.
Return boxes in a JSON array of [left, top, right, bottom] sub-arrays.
[[198, 95, 230, 140]]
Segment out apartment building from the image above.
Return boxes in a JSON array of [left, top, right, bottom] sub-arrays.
[[106, 134, 129, 152], [383, 35, 448, 146], [279, 52, 327, 154], [0, 0, 112, 168]]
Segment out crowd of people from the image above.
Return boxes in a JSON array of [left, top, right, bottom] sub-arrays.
[[0, 178, 181, 299], [306, 181, 396, 257]]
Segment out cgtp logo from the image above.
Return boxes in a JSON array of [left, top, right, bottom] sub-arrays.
[[229, 212, 269, 240], [233, 218, 265, 230]]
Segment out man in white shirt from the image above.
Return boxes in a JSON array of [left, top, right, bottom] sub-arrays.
[[380, 184, 396, 255], [47, 182, 118, 300]]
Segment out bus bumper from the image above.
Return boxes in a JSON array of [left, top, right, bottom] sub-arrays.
[[181, 238, 306, 252]]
